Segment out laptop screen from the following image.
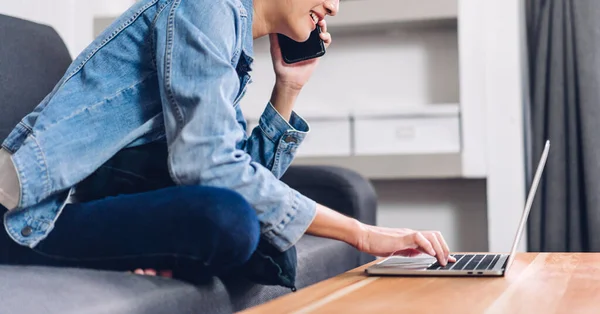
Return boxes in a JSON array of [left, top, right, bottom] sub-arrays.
[[505, 140, 550, 271]]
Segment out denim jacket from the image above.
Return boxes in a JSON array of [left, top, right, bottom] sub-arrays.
[[2, 0, 316, 263]]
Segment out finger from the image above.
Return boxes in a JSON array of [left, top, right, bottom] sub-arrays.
[[449, 255, 457, 263], [433, 232, 451, 263], [319, 32, 332, 46], [413, 248, 439, 257], [425, 233, 446, 266], [144, 269, 157, 276], [413, 232, 436, 257], [269, 33, 281, 51], [318, 19, 327, 34], [134, 269, 144, 275], [159, 270, 174, 278]]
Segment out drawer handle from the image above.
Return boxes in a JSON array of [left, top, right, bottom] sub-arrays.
[[395, 126, 416, 140]]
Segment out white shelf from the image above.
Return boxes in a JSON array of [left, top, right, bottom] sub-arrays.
[[330, 0, 458, 29], [352, 103, 460, 118], [251, 103, 463, 178], [92, 0, 458, 36], [293, 154, 462, 179], [246, 103, 460, 122]]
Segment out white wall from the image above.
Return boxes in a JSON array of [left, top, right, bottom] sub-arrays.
[[240, 25, 459, 119], [375, 179, 488, 252], [481, 0, 528, 252], [0, 0, 136, 57], [1, 0, 76, 55]]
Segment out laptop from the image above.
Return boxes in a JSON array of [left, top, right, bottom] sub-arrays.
[[365, 140, 550, 277]]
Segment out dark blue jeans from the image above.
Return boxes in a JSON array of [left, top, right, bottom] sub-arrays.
[[0, 142, 261, 283]]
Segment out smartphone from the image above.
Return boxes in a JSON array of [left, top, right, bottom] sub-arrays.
[[278, 25, 326, 64]]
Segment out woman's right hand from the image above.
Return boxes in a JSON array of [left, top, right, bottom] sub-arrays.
[[306, 204, 456, 266], [353, 224, 456, 266]]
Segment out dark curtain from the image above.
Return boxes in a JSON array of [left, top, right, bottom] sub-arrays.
[[526, 0, 600, 251]]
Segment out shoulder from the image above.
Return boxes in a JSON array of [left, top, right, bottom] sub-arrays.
[[177, 0, 246, 20], [171, 0, 248, 57], [173, 0, 247, 38]]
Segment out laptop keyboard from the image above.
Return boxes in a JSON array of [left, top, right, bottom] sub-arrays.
[[427, 254, 501, 271]]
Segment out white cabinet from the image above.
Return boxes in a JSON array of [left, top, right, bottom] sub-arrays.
[[331, 0, 458, 28], [247, 117, 352, 157], [298, 119, 352, 157], [354, 110, 460, 155]]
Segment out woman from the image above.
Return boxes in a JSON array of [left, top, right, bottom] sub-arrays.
[[0, 0, 454, 283]]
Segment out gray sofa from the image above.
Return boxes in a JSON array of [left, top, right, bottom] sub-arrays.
[[0, 14, 377, 313]]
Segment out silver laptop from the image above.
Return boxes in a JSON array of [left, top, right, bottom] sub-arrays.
[[366, 140, 550, 277]]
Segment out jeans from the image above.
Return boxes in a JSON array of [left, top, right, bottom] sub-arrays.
[[0, 163, 261, 282]]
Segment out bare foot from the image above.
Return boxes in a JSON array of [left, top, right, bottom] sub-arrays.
[[132, 269, 173, 278]]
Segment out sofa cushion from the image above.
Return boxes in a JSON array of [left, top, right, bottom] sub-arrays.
[[224, 235, 360, 312], [0, 266, 231, 314], [0, 236, 361, 314], [0, 14, 72, 141]]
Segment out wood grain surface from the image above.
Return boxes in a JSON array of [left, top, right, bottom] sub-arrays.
[[240, 253, 600, 314]]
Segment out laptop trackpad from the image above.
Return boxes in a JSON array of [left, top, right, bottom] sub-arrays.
[[376, 256, 437, 269]]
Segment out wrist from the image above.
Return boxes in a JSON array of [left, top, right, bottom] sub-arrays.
[[308, 204, 367, 248], [274, 79, 303, 95], [341, 217, 366, 247], [270, 81, 300, 121]]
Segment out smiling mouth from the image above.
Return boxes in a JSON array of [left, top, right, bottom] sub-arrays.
[[310, 11, 319, 24]]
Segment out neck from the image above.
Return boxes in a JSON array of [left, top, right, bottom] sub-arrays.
[[252, 0, 276, 39]]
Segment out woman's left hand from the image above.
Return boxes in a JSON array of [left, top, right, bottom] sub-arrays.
[[269, 19, 332, 92]]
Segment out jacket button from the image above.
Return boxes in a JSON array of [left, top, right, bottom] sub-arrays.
[[283, 135, 297, 143], [21, 226, 33, 237]]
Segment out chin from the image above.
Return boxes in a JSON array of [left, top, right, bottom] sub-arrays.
[[291, 30, 312, 42], [285, 24, 313, 42]]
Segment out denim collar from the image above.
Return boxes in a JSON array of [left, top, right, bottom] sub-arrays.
[[240, 0, 254, 60]]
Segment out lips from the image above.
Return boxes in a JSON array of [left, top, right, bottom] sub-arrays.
[[309, 10, 325, 24]]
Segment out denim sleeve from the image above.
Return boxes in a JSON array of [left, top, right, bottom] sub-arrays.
[[154, 0, 316, 251], [240, 103, 309, 178]]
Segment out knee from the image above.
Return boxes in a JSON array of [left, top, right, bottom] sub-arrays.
[[177, 186, 260, 265], [213, 188, 260, 264]]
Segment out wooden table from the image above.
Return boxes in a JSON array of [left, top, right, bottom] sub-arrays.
[[240, 253, 600, 314]]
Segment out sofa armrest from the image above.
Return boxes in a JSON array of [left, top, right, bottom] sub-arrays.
[[281, 165, 377, 227], [281, 165, 377, 265]]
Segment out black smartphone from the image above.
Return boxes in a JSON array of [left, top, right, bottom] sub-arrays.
[[277, 25, 325, 64]]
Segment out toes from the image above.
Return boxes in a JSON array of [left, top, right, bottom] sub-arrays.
[[159, 270, 173, 278], [144, 269, 157, 276], [132, 268, 172, 278]]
